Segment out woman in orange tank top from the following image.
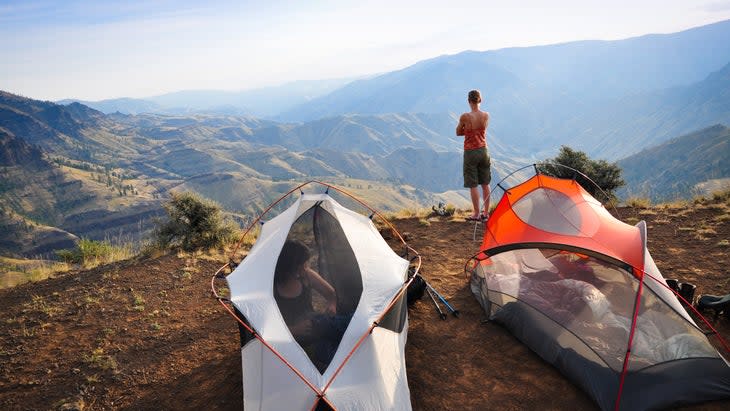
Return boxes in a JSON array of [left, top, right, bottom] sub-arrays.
[[456, 89, 492, 221]]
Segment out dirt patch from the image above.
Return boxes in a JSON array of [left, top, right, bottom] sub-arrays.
[[1, 204, 729, 410]]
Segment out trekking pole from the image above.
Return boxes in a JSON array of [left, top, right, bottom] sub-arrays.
[[425, 285, 447, 320], [425, 282, 460, 317]]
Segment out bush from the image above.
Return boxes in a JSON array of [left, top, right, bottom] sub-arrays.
[[56, 238, 132, 267], [155, 192, 237, 251], [538, 146, 625, 203]]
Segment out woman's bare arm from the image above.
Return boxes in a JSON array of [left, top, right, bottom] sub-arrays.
[[305, 267, 337, 314], [456, 113, 468, 136]]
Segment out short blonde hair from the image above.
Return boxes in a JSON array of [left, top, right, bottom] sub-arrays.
[[468, 89, 482, 104]]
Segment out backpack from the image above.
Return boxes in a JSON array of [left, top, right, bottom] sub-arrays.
[[407, 273, 426, 305]]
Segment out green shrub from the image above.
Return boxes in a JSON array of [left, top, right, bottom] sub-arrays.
[[55, 249, 77, 264], [155, 191, 237, 251], [538, 146, 625, 204], [56, 238, 131, 267], [78, 238, 114, 260]]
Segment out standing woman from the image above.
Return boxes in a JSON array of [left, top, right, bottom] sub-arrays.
[[456, 89, 492, 221]]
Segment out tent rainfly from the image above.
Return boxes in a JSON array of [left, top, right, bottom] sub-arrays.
[[468, 168, 730, 411], [213, 182, 418, 411]]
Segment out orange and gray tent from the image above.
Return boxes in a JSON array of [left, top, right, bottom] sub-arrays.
[[212, 181, 418, 410], [467, 166, 730, 411]]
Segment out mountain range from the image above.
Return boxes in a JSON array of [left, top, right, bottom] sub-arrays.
[[58, 77, 359, 118], [0, 92, 478, 257], [2, 19, 730, 258], [619, 124, 730, 201], [62, 19, 730, 162]]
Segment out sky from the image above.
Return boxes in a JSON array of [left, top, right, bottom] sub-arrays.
[[2, 0, 730, 101]]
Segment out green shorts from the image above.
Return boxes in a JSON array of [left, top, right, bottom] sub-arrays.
[[463, 147, 491, 188]]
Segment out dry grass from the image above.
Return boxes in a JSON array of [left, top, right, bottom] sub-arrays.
[[697, 227, 718, 236], [661, 199, 691, 211], [56, 238, 137, 270], [388, 208, 431, 220], [695, 227, 717, 241], [625, 197, 651, 208], [711, 188, 730, 204], [0, 257, 71, 289], [237, 225, 260, 249], [704, 203, 729, 211]]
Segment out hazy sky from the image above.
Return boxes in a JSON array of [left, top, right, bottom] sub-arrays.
[[2, 0, 730, 101]]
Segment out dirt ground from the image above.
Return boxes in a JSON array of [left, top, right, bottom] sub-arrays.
[[1, 201, 729, 410]]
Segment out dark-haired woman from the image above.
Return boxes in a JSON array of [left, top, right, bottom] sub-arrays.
[[274, 240, 336, 338]]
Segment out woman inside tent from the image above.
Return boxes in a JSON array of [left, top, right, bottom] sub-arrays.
[[274, 239, 348, 371], [274, 239, 337, 334]]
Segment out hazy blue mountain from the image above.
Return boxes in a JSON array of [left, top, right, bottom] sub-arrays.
[[282, 20, 730, 122], [152, 78, 359, 117], [248, 113, 462, 155], [618, 124, 730, 200], [565, 62, 730, 159], [58, 97, 163, 115], [277, 19, 730, 160], [59, 77, 360, 117], [54, 20, 730, 162]]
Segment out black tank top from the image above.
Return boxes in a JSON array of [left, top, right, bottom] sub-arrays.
[[274, 278, 313, 324]]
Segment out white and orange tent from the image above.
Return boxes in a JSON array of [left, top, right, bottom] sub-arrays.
[[468, 166, 730, 411], [213, 182, 418, 411]]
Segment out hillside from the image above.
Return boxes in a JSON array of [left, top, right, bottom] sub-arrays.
[[0, 124, 165, 257], [1, 198, 729, 410], [1, 92, 480, 256], [619, 124, 730, 201]]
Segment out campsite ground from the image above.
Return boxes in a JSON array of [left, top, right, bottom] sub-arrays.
[[1, 200, 729, 410]]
